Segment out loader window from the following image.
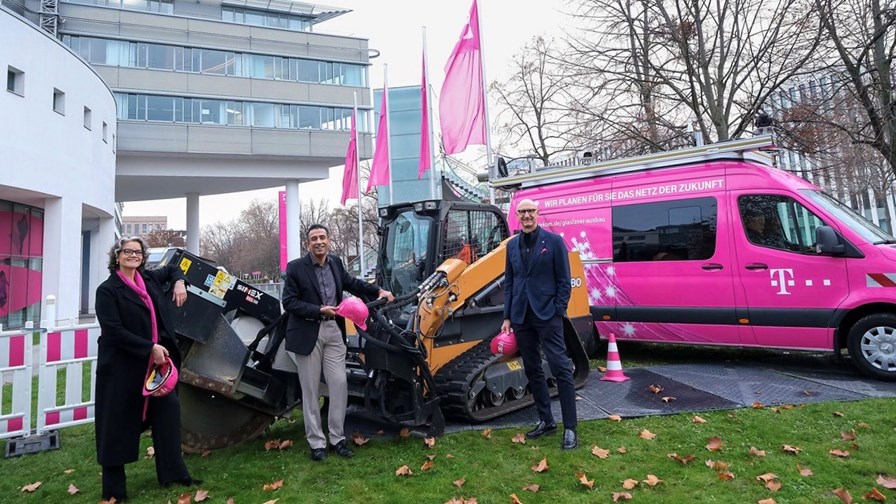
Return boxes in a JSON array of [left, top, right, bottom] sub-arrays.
[[612, 197, 717, 262], [381, 211, 433, 297], [440, 210, 507, 264]]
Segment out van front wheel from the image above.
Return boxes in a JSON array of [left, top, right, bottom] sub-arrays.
[[847, 313, 896, 381]]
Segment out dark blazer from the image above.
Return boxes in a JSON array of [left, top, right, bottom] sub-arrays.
[[281, 253, 380, 356], [503, 226, 571, 325], [93, 263, 185, 466]]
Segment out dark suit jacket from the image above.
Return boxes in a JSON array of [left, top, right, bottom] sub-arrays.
[[281, 253, 380, 356], [503, 226, 571, 325], [94, 262, 186, 466]]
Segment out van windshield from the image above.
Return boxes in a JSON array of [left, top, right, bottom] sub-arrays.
[[801, 190, 895, 244]]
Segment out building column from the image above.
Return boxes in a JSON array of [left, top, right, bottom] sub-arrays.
[[41, 197, 82, 326], [186, 192, 200, 254], [285, 181, 301, 262], [86, 216, 116, 316]]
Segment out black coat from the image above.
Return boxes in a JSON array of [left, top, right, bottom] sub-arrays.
[[94, 263, 185, 466], [281, 253, 380, 356]]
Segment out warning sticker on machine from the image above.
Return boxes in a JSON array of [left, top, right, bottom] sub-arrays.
[[179, 258, 192, 274]]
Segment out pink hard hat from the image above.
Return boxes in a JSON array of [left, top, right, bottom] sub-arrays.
[[143, 356, 178, 397], [490, 331, 518, 356], [336, 297, 369, 331]]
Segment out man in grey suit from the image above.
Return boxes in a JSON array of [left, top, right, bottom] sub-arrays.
[[282, 224, 393, 461]]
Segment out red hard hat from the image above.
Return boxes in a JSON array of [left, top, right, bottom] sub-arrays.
[[143, 356, 178, 397], [336, 297, 369, 331], [490, 331, 518, 356]]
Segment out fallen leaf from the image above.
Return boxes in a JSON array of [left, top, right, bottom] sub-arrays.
[[758, 499, 777, 504], [877, 474, 896, 489], [766, 480, 782, 492], [444, 499, 464, 504], [857, 422, 870, 429], [399, 428, 411, 438], [376, 429, 384, 435], [639, 429, 657, 440], [749, 446, 766, 457], [424, 437, 436, 448], [840, 430, 857, 441], [692, 415, 707, 424], [446, 453, 455, 459], [395, 465, 412, 476], [592, 446, 610, 459], [531, 458, 548, 473], [510, 494, 523, 504], [864, 488, 886, 501], [453, 477, 465, 488], [661, 396, 676, 403], [21, 481, 41, 493], [63, 469, 74, 474], [200, 450, 211, 458], [622, 478, 639, 490], [67, 484, 79, 495], [420, 460, 434, 472], [226, 498, 235, 504], [647, 384, 664, 394], [264, 440, 279, 451], [146, 446, 156, 459], [577, 471, 594, 489], [261, 500, 279, 504], [177, 492, 192, 504], [717, 471, 735, 480], [667, 452, 695, 464], [706, 436, 723, 452], [829, 449, 850, 458], [575, 395, 583, 401], [752, 401, 764, 409], [99, 499, 116, 504], [481, 428, 492, 439], [643, 474, 663, 487], [617, 446, 628, 454], [782, 444, 802, 454], [833, 411, 845, 417], [522, 484, 540, 492], [833, 488, 853, 504], [708, 460, 730, 471], [756, 473, 779, 483], [426, 454, 436, 460], [512, 433, 526, 444], [608, 415, 622, 422], [278, 440, 293, 450], [467, 497, 479, 504], [352, 433, 369, 446], [803, 389, 813, 396], [613, 491, 633, 501], [263, 480, 284, 492], [597, 365, 607, 372], [195, 489, 209, 502], [798, 464, 813, 476]]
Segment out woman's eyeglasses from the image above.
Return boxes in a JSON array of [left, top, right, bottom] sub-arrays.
[[121, 249, 144, 257]]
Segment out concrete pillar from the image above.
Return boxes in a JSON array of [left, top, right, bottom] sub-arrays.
[[86, 216, 116, 315], [186, 192, 200, 254], [41, 197, 82, 325], [285, 181, 301, 262]]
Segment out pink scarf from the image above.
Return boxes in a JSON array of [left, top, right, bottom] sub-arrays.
[[117, 270, 159, 420]]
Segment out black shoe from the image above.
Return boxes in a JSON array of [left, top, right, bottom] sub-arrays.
[[310, 448, 327, 462], [562, 428, 578, 450], [330, 440, 354, 458], [525, 420, 557, 439], [163, 477, 201, 488]]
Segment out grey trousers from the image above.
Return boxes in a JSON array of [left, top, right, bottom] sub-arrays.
[[289, 320, 348, 450]]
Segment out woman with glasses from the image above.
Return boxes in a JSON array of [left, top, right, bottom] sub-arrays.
[[94, 237, 199, 501]]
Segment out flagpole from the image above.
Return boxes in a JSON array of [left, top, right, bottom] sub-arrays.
[[423, 26, 437, 200], [353, 91, 365, 277], [474, 0, 495, 205], [383, 64, 394, 205]]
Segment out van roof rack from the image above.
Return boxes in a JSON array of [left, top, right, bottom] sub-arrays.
[[490, 134, 777, 190]]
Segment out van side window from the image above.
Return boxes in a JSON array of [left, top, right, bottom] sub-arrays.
[[612, 197, 717, 262], [738, 195, 824, 253]]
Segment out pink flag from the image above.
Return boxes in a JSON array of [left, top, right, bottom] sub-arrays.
[[367, 86, 390, 191], [340, 109, 358, 205], [439, 0, 486, 155], [418, 51, 431, 179]]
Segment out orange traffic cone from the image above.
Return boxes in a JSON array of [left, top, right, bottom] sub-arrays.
[[600, 333, 630, 382]]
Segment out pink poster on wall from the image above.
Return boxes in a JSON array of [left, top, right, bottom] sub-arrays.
[[279, 191, 287, 274]]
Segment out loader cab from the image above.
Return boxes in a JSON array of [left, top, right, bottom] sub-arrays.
[[377, 200, 510, 299]]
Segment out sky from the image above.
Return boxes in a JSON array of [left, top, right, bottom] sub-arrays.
[[122, 0, 570, 229]]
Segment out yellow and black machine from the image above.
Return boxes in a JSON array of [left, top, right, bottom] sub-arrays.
[[161, 199, 596, 450]]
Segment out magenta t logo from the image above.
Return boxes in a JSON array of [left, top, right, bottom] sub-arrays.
[[769, 268, 794, 295]]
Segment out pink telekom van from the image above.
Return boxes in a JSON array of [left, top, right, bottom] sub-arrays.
[[497, 135, 896, 381]]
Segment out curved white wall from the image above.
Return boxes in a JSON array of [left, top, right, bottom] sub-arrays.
[[0, 6, 117, 323]]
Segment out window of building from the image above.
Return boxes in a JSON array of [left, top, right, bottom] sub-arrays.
[[102, 121, 108, 142], [612, 197, 717, 262], [142, 224, 147, 233], [53, 88, 65, 115], [7, 66, 24, 96], [83, 106, 92, 130]]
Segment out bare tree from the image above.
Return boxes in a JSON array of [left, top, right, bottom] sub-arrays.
[[143, 228, 186, 248]]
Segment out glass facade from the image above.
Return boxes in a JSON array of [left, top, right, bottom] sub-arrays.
[[222, 6, 312, 31], [62, 36, 367, 87], [64, 0, 174, 14], [0, 201, 44, 329], [113, 93, 368, 132]]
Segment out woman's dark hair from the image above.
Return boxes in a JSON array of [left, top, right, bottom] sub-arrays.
[[107, 237, 149, 274]]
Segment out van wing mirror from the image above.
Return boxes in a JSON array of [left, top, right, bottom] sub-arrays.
[[816, 225, 845, 256]]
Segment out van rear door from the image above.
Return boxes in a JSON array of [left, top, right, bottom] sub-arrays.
[[732, 192, 849, 350]]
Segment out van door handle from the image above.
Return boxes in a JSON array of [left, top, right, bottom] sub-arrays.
[[745, 263, 768, 270], [701, 263, 724, 271]]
